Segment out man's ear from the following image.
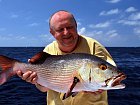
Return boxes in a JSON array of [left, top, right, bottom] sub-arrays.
[[50, 28, 55, 36]]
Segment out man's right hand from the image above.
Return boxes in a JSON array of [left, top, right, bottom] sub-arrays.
[[17, 70, 37, 84], [16, 51, 49, 92]]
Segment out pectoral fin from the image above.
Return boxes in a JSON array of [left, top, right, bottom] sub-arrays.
[[63, 77, 79, 100]]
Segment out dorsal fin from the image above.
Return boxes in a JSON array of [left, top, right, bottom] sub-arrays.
[[29, 51, 51, 64]]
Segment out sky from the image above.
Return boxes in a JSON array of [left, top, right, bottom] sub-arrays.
[[0, 0, 140, 47]]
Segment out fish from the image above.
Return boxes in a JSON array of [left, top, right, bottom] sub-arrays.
[[0, 52, 126, 93]]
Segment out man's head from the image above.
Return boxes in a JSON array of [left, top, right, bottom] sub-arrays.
[[49, 10, 79, 53]]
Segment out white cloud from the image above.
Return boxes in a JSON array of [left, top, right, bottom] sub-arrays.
[[77, 22, 82, 26], [129, 12, 140, 20], [94, 31, 103, 35], [40, 34, 48, 38], [118, 12, 140, 26], [0, 28, 6, 31], [106, 0, 121, 3], [134, 27, 140, 38], [106, 30, 116, 35], [89, 21, 110, 28], [118, 20, 140, 26], [0, 34, 14, 40], [11, 14, 19, 18], [83, 30, 104, 40], [109, 32, 118, 38], [134, 27, 140, 34], [28, 23, 39, 27], [45, 18, 49, 23], [78, 27, 86, 35], [100, 8, 119, 16], [125, 7, 137, 13], [39, 34, 54, 42], [106, 30, 118, 38], [15, 36, 26, 39]]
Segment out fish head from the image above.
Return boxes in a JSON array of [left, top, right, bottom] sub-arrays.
[[90, 60, 126, 89], [78, 59, 126, 90]]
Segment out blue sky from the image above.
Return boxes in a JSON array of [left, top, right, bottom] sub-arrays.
[[0, 0, 140, 47]]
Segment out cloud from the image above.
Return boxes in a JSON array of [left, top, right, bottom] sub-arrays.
[[106, 0, 121, 3], [134, 27, 140, 34], [82, 30, 103, 41], [89, 21, 110, 28], [106, 30, 116, 35], [109, 33, 118, 38], [118, 20, 140, 26], [125, 7, 137, 13], [77, 22, 82, 26], [28, 23, 39, 27], [134, 27, 140, 38], [15, 36, 26, 39], [129, 12, 140, 20], [100, 8, 120, 16], [45, 18, 49, 23], [0, 28, 6, 31], [94, 31, 103, 35], [106, 30, 118, 38], [11, 14, 19, 18], [78, 27, 86, 35], [0, 34, 14, 40], [117, 11, 140, 26], [39, 33, 55, 44]]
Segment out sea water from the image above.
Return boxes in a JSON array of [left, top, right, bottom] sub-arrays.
[[0, 47, 140, 105]]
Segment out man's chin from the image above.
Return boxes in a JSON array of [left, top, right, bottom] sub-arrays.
[[63, 43, 74, 47]]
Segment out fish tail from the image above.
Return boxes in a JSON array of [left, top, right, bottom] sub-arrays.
[[0, 55, 18, 85]]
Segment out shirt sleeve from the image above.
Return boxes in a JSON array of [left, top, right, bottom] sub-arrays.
[[94, 41, 116, 67]]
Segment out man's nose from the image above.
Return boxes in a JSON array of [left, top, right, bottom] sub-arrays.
[[63, 28, 69, 35]]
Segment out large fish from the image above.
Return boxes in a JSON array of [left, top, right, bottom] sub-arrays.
[[0, 52, 126, 93]]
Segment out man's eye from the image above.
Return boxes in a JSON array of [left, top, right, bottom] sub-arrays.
[[57, 29, 64, 32], [67, 26, 73, 30]]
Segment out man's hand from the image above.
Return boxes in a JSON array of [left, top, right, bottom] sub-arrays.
[[16, 51, 49, 92], [17, 70, 37, 84]]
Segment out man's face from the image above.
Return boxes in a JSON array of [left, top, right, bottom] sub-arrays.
[[50, 14, 78, 50]]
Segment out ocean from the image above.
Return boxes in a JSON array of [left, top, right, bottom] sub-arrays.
[[0, 47, 140, 105]]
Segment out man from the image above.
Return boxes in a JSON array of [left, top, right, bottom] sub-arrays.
[[17, 10, 116, 105]]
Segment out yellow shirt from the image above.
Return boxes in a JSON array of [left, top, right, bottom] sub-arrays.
[[43, 35, 116, 105]]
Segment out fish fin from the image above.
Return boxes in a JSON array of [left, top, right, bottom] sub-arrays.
[[63, 77, 80, 99], [0, 55, 18, 85], [29, 51, 51, 64]]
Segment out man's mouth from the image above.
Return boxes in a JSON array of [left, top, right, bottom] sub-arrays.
[[62, 36, 75, 46], [63, 35, 72, 39]]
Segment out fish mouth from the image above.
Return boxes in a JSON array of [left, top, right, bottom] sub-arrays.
[[105, 73, 126, 88]]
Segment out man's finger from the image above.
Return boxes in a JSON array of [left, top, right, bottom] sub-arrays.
[[27, 72, 37, 83], [22, 71, 32, 80], [16, 70, 23, 78]]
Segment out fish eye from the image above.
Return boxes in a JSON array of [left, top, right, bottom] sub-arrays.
[[99, 64, 107, 70]]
